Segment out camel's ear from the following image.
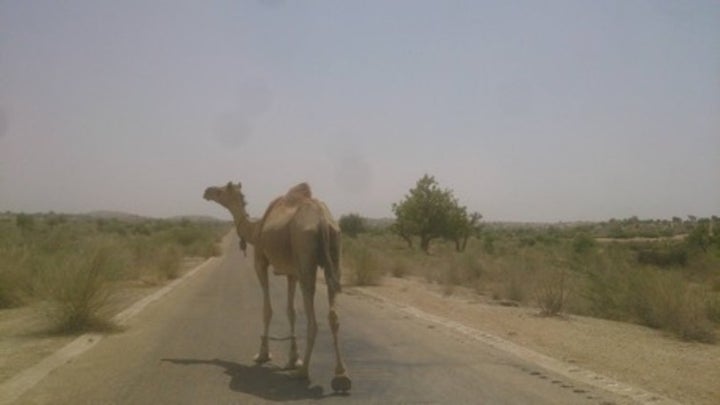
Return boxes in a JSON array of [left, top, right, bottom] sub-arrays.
[[226, 181, 233, 189], [236, 181, 242, 189]]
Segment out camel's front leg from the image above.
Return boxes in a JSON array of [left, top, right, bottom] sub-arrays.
[[285, 275, 301, 370], [328, 288, 351, 392], [254, 257, 272, 364]]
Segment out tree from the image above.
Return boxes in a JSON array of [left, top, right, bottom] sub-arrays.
[[687, 219, 711, 253], [392, 174, 480, 253], [444, 206, 483, 252], [390, 221, 413, 248], [461, 212, 483, 251], [339, 213, 366, 238]]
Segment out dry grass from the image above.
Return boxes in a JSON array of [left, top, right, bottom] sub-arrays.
[[45, 245, 120, 333], [535, 268, 568, 316], [343, 238, 383, 286], [347, 226, 720, 343], [155, 246, 182, 280], [0, 213, 228, 333]]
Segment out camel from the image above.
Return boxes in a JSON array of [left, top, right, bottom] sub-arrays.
[[203, 181, 350, 392]]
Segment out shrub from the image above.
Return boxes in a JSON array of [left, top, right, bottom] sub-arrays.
[[0, 266, 26, 308], [636, 274, 716, 343], [339, 214, 366, 238], [636, 246, 688, 267], [482, 234, 496, 254], [505, 273, 526, 303], [583, 258, 716, 343], [345, 241, 382, 286], [519, 237, 536, 247], [0, 245, 32, 307], [707, 294, 720, 324], [15, 213, 35, 231], [572, 233, 596, 254], [390, 258, 409, 278], [535, 268, 568, 316], [155, 246, 182, 279], [47, 245, 120, 333]]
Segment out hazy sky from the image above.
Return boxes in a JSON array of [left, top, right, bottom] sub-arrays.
[[1, 1, 718, 222]]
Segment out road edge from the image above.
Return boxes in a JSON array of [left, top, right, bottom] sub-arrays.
[[351, 287, 680, 405], [0, 256, 219, 405]]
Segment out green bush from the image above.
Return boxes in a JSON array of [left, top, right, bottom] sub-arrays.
[[15, 213, 35, 231], [572, 233, 596, 254], [339, 214, 367, 238], [482, 234, 496, 254]]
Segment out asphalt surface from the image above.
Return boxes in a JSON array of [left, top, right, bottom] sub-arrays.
[[15, 235, 629, 404]]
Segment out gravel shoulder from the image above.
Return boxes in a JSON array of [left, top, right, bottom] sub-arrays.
[[352, 276, 720, 405]]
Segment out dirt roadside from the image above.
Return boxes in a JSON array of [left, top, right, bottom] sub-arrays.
[[349, 276, 720, 405]]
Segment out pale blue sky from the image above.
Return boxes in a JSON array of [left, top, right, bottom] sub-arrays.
[[1, 1, 718, 221]]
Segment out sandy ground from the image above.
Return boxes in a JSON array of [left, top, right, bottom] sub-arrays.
[[353, 275, 720, 405], [3, 258, 719, 404]]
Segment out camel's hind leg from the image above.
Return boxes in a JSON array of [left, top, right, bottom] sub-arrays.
[[292, 270, 317, 379], [327, 288, 351, 392], [253, 256, 272, 364], [285, 275, 301, 369]]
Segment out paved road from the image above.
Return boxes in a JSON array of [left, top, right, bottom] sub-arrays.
[[16, 235, 629, 404]]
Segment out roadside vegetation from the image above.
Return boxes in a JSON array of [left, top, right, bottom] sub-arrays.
[[0, 212, 228, 333], [341, 175, 720, 343]]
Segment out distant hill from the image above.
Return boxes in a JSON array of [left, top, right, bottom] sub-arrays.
[[86, 211, 225, 223], [86, 210, 147, 222], [167, 215, 227, 223]]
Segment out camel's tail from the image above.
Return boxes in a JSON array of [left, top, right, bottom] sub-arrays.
[[319, 218, 342, 294]]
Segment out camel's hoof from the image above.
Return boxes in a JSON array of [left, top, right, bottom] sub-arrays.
[[253, 353, 272, 364], [284, 358, 302, 370], [331, 375, 352, 393]]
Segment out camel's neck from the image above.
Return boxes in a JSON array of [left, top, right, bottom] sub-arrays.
[[226, 202, 258, 245]]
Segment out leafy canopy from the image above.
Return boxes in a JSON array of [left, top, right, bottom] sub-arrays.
[[392, 174, 481, 252]]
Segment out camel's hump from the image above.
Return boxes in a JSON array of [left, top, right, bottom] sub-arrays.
[[285, 182, 312, 201]]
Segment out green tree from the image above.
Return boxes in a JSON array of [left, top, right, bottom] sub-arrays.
[[339, 213, 366, 238], [444, 206, 483, 252], [390, 221, 414, 248], [392, 175, 478, 253], [687, 219, 711, 253]]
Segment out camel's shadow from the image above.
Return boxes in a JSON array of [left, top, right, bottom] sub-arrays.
[[161, 358, 329, 401]]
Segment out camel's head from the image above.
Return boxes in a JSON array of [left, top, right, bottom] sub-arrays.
[[203, 181, 247, 210]]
